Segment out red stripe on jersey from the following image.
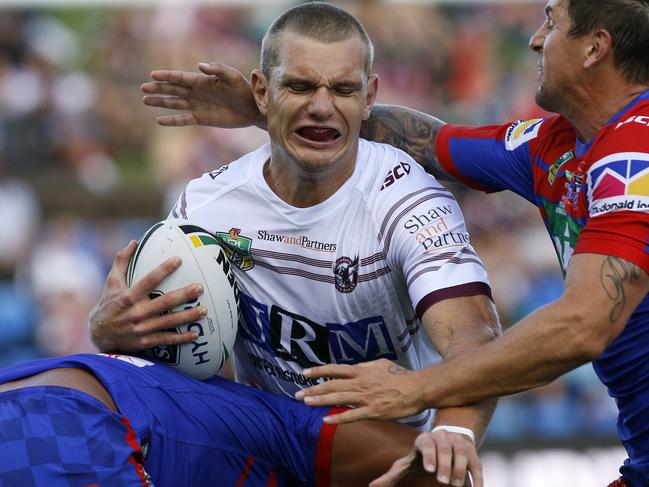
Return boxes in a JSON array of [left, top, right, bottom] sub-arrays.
[[436, 124, 497, 192], [315, 407, 347, 487], [574, 211, 649, 274], [235, 456, 256, 487], [266, 469, 277, 487], [120, 416, 150, 487]]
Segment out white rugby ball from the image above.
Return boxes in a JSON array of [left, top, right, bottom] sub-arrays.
[[126, 219, 239, 380]]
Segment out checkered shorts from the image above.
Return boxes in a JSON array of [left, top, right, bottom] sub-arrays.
[[0, 386, 151, 487]]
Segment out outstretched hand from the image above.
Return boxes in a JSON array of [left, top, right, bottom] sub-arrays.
[[141, 62, 264, 129], [370, 430, 481, 487], [295, 358, 426, 424], [88, 240, 206, 353]]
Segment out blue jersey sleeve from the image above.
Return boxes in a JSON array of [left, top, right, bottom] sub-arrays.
[[436, 121, 542, 203]]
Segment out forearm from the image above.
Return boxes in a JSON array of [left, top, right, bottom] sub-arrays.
[[360, 104, 454, 180], [433, 400, 496, 447], [420, 254, 648, 408], [424, 294, 500, 445], [420, 300, 601, 408]]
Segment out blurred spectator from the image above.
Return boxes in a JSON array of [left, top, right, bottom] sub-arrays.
[[28, 215, 103, 356], [0, 154, 40, 280]]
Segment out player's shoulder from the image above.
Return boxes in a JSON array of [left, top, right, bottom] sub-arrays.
[[356, 139, 436, 195], [502, 114, 572, 151], [356, 139, 456, 221], [179, 144, 268, 212], [603, 97, 649, 151], [189, 145, 264, 190]]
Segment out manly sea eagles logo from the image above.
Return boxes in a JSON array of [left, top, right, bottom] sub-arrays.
[[333, 256, 360, 293]]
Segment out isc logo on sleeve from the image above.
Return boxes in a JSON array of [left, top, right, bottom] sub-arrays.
[[505, 119, 544, 151]]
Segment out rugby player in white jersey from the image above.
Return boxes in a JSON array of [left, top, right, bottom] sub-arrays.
[[90, 4, 501, 486]]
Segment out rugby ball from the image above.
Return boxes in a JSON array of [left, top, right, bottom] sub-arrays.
[[126, 219, 239, 380]]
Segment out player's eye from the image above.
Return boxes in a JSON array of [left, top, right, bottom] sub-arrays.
[[335, 86, 357, 96], [288, 84, 312, 94]]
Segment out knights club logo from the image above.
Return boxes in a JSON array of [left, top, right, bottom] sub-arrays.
[[333, 256, 359, 293], [216, 228, 254, 271]]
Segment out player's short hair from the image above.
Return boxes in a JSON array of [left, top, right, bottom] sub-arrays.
[[260, 2, 374, 79], [567, 0, 649, 84]]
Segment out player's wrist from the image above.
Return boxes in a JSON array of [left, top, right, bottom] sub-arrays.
[[406, 369, 430, 414], [431, 425, 475, 443]]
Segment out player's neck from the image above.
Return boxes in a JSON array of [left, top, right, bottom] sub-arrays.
[[263, 150, 357, 208], [563, 78, 649, 142]]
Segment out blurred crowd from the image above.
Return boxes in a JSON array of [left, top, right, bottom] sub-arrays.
[[0, 1, 618, 446]]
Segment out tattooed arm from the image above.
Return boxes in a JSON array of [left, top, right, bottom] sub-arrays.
[[360, 105, 456, 181], [404, 252, 649, 408]]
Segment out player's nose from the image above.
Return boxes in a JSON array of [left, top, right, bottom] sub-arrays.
[[529, 24, 545, 52], [307, 87, 335, 119]]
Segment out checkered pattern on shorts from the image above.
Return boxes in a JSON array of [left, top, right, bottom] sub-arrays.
[[0, 386, 150, 487]]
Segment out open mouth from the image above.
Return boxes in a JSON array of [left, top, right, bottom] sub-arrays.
[[295, 127, 341, 143]]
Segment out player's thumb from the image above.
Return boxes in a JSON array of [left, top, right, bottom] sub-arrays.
[[108, 240, 137, 284]]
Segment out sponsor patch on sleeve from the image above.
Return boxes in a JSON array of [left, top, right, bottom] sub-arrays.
[[587, 152, 649, 216], [504, 118, 544, 151]]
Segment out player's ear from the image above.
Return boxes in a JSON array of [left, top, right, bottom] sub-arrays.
[[583, 28, 612, 69], [251, 69, 269, 117], [362, 74, 379, 120]]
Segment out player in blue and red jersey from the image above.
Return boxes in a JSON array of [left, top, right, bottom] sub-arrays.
[[136, 0, 649, 485], [0, 352, 461, 487]]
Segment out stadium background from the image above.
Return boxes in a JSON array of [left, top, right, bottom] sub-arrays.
[[0, 0, 627, 485]]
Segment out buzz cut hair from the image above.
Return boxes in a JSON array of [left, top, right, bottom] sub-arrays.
[[260, 2, 374, 79]]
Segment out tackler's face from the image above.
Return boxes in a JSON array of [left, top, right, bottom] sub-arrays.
[[253, 31, 378, 175], [529, 0, 584, 113]]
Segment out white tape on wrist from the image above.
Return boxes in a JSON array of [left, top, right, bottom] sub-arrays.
[[431, 425, 475, 443]]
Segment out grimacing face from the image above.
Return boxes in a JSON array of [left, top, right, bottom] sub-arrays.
[[253, 31, 378, 177], [529, 0, 584, 113]]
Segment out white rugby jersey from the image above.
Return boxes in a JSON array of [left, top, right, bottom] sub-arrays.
[[170, 139, 491, 430]]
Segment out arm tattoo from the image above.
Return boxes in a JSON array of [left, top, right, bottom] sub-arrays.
[[360, 105, 454, 181], [600, 256, 642, 322]]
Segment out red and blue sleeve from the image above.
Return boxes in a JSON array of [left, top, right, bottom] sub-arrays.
[[574, 117, 649, 274], [436, 122, 538, 203]]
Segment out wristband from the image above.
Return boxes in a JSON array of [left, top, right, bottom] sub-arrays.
[[431, 425, 475, 443]]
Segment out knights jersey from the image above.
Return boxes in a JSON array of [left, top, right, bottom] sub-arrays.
[[0, 353, 336, 487], [171, 139, 491, 430], [436, 90, 649, 484]]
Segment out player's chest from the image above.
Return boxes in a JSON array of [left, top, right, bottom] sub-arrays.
[[531, 142, 590, 272], [220, 225, 406, 369], [205, 212, 389, 297]]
